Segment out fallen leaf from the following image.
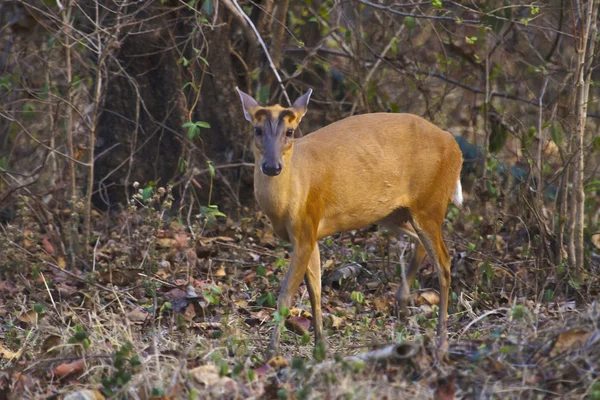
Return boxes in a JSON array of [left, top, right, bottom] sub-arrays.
[[322, 258, 335, 271], [214, 265, 226, 277], [373, 296, 389, 312], [64, 389, 105, 400], [417, 291, 440, 306], [434, 375, 455, 400], [54, 359, 85, 379], [57, 256, 67, 269], [17, 310, 37, 325], [190, 365, 239, 395], [243, 272, 256, 283], [550, 328, 591, 357], [190, 365, 219, 385], [0, 279, 18, 297], [329, 314, 344, 330], [186, 248, 197, 266], [127, 308, 150, 323], [98, 268, 140, 285], [592, 233, 600, 249], [162, 288, 189, 312], [0, 342, 21, 359], [259, 229, 277, 247], [267, 356, 288, 369], [253, 363, 272, 376], [23, 229, 33, 249], [243, 318, 262, 327], [157, 238, 177, 248], [184, 303, 196, 319], [155, 269, 169, 280], [289, 308, 312, 318], [42, 237, 55, 255], [10, 372, 34, 395], [285, 316, 310, 336], [326, 262, 362, 286], [41, 335, 62, 354], [234, 299, 248, 307], [215, 236, 235, 243]]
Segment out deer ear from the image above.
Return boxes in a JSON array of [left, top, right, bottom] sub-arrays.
[[236, 87, 259, 122], [292, 89, 312, 122]]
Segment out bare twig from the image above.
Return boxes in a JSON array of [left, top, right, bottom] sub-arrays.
[[229, 0, 291, 105]]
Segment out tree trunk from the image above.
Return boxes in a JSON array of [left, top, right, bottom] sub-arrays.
[[93, 6, 186, 209], [571, 0, 598, 272]]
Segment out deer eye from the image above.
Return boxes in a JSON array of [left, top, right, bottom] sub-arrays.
[[286, 129, 294, 137], [254, 127, 263, 136]]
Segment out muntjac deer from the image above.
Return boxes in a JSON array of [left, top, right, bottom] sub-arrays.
[[236, 87, 463, 356]]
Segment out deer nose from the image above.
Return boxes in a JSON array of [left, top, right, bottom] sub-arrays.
[[261, 162, 282, 176]]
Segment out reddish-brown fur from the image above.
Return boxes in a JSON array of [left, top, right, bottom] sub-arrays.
[[236, 88, 463, 356]]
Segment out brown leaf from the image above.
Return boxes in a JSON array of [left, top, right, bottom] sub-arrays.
[[17, 310, 37, 325], [434, 376, 455, 400], [42, 236, 55, 255], [373, 296, 389, 313], [41, 335, 62, 354], [243, 272, 257, 283], [184, 303, 196, 319], [259, 229, 278, 247], [174, 233, 189, 249], [550, 328, 591, 357], [98, 268, 140, 285], [54, 359, 85, 379], [185, 248, 197, 266], [285, 316, 310, 336], [127, 308, 150, 324], [11, 372, 35, 395], [215, 236, 235, 243], [253, 363, 272, 376]]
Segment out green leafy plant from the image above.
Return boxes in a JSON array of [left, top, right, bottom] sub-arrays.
[[258, 292, 276, 308], [183, 120, 210, 140], [68, 324, 91, 349], [350, 291, 365, 305], [102, 342, 142, 397], [203, 284, 222, 305]]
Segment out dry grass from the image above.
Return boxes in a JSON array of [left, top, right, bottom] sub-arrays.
[[1, 192, 600, 399]]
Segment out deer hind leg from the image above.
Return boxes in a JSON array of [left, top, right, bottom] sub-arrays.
[[380, 211, 427, 320], [304, 243, 326, 352], [409, 214, 452, 351], [394, 236, 427, 320]]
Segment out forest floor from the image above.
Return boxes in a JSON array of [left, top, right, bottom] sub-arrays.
[[1, 187, 600, 399]]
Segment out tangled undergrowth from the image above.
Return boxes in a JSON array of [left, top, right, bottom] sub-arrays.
[[1, 185, 600, 400]]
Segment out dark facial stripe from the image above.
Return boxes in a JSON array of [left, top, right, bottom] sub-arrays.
[[254, 109, 271, 120], [278, 109, 296, 123]]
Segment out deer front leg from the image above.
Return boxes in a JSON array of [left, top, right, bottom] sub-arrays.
[[304, 243, 325, 353], [268, 237, 316, 357]]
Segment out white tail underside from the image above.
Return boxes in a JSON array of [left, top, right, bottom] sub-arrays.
[[452, 179, 463, 207]]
